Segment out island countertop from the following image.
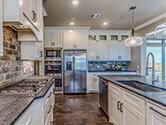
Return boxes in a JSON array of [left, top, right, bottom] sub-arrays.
[[98, 75, 166, 107], [0, 75, 54, 125]]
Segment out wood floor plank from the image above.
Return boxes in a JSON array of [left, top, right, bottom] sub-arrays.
[[53, 94, 111, 125]]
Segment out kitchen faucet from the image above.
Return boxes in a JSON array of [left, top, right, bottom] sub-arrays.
[[146, 52, 159, 83]]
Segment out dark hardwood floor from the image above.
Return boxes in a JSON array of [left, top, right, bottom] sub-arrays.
[[53, 94, 111, 125]]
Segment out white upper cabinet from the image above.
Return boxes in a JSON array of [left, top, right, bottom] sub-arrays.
[[87, 42, 98, 60], [63, 30, 75, 49], [44, 29, 63, 48], [63, 29, 88, 49], [3, 0, 43, 41], [21, 42, 43, 60], [88, 30, 109, 61], [0, 0, 3, 56], [147, 103, 166, 125], [109, 31, 131, 61], [109, 41, 131, 61], [74, 30, 88, 49], [88, 30, 131, 61]]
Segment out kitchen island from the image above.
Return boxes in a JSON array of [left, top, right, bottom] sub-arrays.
[[99, 75, 166, 125], [0, 76, 55, 125]]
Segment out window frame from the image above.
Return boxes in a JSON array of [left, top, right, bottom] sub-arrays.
[[146, 39, 166, 80]]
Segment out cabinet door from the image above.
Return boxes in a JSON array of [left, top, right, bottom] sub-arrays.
[[147, 103, 166, 125], [21, 42, 36, 60], [98, 31, 108, 42], [45, 30, 62, 47], [109, 41, 119, 60], [98, 42, 109, 60], [118, 41, 131, 61], [87, 42, 98, 60], [88, 30, 98, 42], [88, 74, 98, 93], [63, 30, 74, 49], [122, 102, 145, 125], [0, 0, 3, 56], [110, 93, 123, 125], [75, 30, 87, 49]]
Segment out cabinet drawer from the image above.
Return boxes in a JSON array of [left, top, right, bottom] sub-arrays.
[[123, 91, 145, 114], [109, 82, 122, 97], [43, 100, 52, 124], [43, 84, 54, 108]]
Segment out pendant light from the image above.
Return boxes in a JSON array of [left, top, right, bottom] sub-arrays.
[[124, 6, 143, 47], [154, 23, 166, 39]]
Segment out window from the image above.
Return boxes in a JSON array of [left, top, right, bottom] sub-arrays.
[[146, 39, 165, 80]]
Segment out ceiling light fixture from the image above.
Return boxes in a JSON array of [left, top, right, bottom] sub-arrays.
[[70, 22, 75, 26], [154, 23, 166, 39], [124, 6, 143, 47], [72, 0, 79, 5], [103, 22, 108, 26]]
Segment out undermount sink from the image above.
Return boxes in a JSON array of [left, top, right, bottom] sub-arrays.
[[116, 80, 166, 92]]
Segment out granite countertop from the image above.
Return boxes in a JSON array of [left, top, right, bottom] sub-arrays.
[[98, 75, 166, 107], [0, 75, 54, 125], [88, 70, 136, 73]]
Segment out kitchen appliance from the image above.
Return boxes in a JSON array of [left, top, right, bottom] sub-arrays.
[[44, 48, 61, 59], [99, 78, 108, 117], [44, 48, 63, 92], [0, 79, 49, 97], [64, 50, 87, 94]]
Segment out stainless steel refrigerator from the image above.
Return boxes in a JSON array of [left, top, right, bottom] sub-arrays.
[[63, 50, 87, 94]]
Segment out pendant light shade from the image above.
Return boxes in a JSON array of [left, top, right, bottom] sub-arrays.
[[154, 23, 166, 39], [124, 6, 143, 47], [124, 36, 143, 47]]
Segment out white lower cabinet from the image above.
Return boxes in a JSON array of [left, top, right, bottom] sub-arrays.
[[87, 73, 99, 93], [147, 103, 166, 125], [123, 102, 145, 125], [108, 82, 145, 125], [14, 105, 32, 125], [14, 83, 55, 125], [109, 93, 123, 125]]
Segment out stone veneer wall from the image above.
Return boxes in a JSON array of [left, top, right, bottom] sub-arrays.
[[0, 26, 34, 88]]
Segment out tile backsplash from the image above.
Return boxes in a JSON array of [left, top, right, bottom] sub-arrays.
[[0, 27, 34, 88], [88, 61, 130, 71]]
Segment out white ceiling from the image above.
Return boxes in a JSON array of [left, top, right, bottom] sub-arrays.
[[44, 0, 166, 30]]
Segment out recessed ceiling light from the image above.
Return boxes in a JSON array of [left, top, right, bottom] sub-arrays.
[[70, 22, 75, 26], [103, 22, 108, 26], [72, 0, 79, 5]]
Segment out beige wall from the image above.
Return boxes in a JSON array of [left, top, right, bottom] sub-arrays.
[[135, 18, 166, 36], [129, 18, 166, 75]]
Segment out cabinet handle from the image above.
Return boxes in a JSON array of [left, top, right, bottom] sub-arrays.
[[32, 10, 37, 22], [48, 92, 52, 98], [150, 107, 166, 117], [120, 103, 123, 113], [117, 101, 121, 110], [47, 105, 52, 114]]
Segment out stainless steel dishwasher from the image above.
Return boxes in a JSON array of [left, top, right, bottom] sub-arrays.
[[99, 78, 108, 117]]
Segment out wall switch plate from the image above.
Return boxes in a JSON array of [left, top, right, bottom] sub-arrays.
[[23, 67, 26, 74], [30, 67, 33, 72]]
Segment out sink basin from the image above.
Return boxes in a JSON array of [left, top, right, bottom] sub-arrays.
[[116, 80, 166, 92]]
